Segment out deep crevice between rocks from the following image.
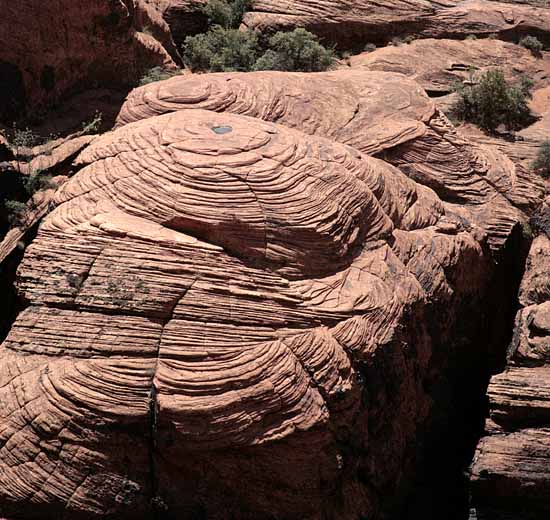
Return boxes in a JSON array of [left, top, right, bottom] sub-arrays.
[[395, 223, 532, 520]]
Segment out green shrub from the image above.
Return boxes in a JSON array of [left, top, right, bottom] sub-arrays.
[[201, 0, 250, 29], [466, 34, 478, 40], [139, 66, 179, 86], [24, 170, 54, 196], [254, 29, 335, 72], [364, 43, 377, 52], [532, 140, 550, 179], [391, 37, 402, 46], [4, 200, 27, 226], [81, 111, 103, 134], [403, 35, 415, 44], [183, 26, 260, 72], [452, 69, 534, 131], [519, 35, 543, 55]]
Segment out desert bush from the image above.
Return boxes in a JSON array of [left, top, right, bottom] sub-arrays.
[[184, 27, 335, 73], [519, 35, 543, 55], [183, 27, 260, 72], [532, 140, 550, 179], [23, 170, 53, 196], [254, 29, 335, 72], [139, 66, 179, 86], [403, 35, 415, 44], [452, 69, 534, 131], [201, 0, 250, 29], [4, 200, 27, 226], [81, 111, 103, 134], [466, 34, 478, 40], [364, 43, 377, 52]]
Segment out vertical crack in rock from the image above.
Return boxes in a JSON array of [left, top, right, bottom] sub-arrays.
[[148, 278, 198, 516]]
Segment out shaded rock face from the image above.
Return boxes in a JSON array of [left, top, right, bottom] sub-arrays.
[[0, 0, 178, 121], [242, 0, 550, 48], [0, 72, 539, 519], [471, 229, 550, 519]]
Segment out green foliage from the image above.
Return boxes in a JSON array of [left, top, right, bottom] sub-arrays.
[[11, 127, 38, 154], [519, 35, 543, 55], [4, 200, 27, 226], [184, 27, 335, 73], [201, 0, 250, 29], [183, 26, 260, 72], [466, 34, 478, 40], [254, 29, 335, 72], [403, 35, 415, 44], [532, 139, 550, 179], [139, 66, 179, 86], [391, 37, 402, 46], [81, 111, 103, 134], [452, 69, 534, 131], [24, 170, 53, 196], [364, 43, 377, 52]]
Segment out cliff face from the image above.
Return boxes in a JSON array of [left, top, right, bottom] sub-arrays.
[[0, 70, 541, 519], [0, 0, 178, 121], [471, 228, 550, 519]]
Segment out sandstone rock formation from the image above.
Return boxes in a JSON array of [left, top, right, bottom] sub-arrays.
[[348, 38, 550, 170], [471, 230, 550, 519], [0, 70, 540, 519], [349, 39, 550, 98], [116, 70, 544, 247], [0, 0, 179, 121], [242, 0, 550, 48]]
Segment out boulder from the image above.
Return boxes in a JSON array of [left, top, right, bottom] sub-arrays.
[[0, 72, 532, 519]]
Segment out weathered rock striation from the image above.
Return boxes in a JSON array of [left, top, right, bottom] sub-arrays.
[[0, 0, 179, 121], [242, 0, 550, 48], [116, 70, 544, 248], [471, 228, 550, 519], [0, 71, 541, 519]]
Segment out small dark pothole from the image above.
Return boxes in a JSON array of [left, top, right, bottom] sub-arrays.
[[211, 125, 233, 135]]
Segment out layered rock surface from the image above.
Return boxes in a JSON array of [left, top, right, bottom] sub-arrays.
[[0, 0, 178, 121], [116, 70, 544, 247], [349, 38, 550, 168], [471, 231, 550, 518], [0, 71, 540, 519], [242, 0, 550, 48]]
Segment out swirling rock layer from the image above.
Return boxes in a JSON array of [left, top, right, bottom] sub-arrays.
[[0, 71, 536, 519], [116, 70, 544, 248]]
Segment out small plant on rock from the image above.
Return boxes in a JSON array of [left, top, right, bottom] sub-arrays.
[[532, 139, 550, 179], [24, 169, 54, 196], [519, 35, 543, 56], [4, 200, 27, 226], [452, 69, 534, 132], [81, 111, 103, 134], [364, 43, 377, 52], [139, 66, 180, 86]]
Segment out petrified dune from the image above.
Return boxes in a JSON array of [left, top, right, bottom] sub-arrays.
[[117, 70, 544, 247], [0, 68, 539, 519]]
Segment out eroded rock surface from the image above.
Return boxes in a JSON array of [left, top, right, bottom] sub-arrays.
[[471, 230, 550, 519], [0, 70, 537, 519], [116, 70, 544, 248], [0, 0, 178, 120], [242, 0, 550, 48]]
